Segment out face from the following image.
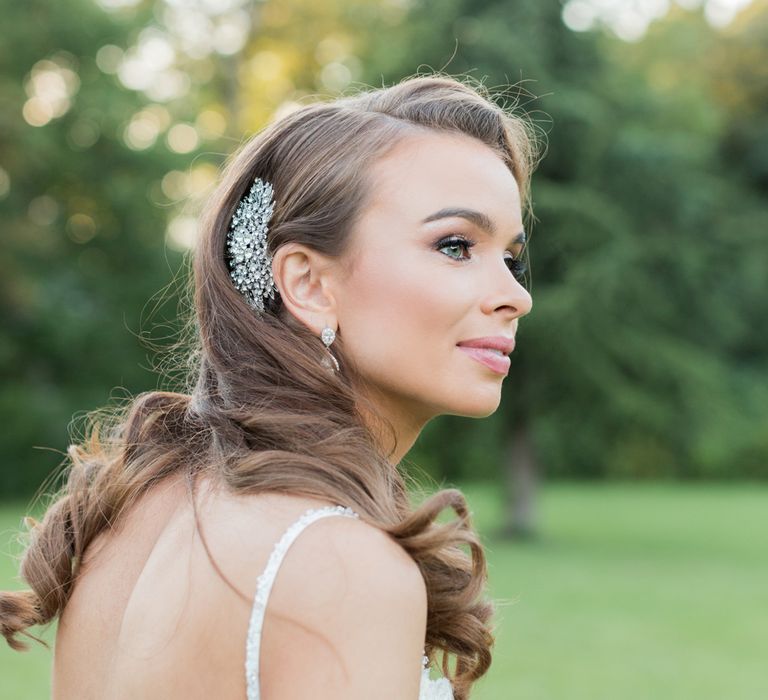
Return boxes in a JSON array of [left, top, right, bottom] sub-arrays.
[[331, 130, 532, 436]]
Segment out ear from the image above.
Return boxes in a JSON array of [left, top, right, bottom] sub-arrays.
[[271, 243, 338, 334]]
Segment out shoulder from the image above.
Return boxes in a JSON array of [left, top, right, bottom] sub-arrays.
[[272, 503, 427, 613], [198, 481, 425, 605], [202, 488, 427, 697], [258, 505, 428, 697], [218, 488, 426, 613]]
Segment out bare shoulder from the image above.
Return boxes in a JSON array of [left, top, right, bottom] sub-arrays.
[[188, 484, 427, 700], [260, 510, 428, 698], [207, 485, 426, 607], [198, 485, 427, 699], [196, 480, 423, 597], [273, 505, 427, 612]]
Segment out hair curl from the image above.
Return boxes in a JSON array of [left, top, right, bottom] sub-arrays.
[[0, 72, 542, 699]]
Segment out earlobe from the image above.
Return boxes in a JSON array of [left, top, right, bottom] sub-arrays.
[[272, 243, 337, 334]]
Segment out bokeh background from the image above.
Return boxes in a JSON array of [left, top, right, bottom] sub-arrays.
[[1, 0, 767, 697]]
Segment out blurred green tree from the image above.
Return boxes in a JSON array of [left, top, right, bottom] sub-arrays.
[[0, 0, 765, 502], [0, 0, 380, 495], [0, 0, 183, 494], [356, 0, 768, 535]]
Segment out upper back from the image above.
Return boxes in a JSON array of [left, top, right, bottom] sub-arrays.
[[52, 472, 428, 699]]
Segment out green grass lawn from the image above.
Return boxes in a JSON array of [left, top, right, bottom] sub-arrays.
[[1, 481, 766, 699]]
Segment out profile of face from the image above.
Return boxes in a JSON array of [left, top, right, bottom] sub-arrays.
[[337, 131, 531, 418], [275, 130, 532, 452]]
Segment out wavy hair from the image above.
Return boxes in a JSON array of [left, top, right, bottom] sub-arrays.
[[0, 73, 541, 699]]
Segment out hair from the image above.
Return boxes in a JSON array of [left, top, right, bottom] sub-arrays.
[[0, 72, 541, 699]]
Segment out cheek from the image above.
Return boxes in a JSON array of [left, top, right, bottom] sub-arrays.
[[338, 252, 461, 369], [335, 250, 503, 417]]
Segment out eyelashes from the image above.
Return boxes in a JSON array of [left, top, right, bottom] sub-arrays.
[[435, 234, 528, 282]]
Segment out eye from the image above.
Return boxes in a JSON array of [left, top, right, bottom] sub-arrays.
[[436, 234, 529, 284], [504, 253, 528, 283], [436, 234, 474, 261]]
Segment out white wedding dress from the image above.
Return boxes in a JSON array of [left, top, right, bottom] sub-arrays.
[[245, 504, 454, 700]]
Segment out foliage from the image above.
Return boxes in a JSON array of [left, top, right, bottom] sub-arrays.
[[367, 0, 768, 479], [0, 0, 766, 495]]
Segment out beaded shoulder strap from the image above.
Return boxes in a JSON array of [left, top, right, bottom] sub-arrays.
[[245, 504, 360, 700]]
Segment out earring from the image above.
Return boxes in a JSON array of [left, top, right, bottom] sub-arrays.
[[320, 325, 340, 373]]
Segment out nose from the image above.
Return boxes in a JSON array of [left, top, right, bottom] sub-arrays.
[[480, 259, 532, 320]]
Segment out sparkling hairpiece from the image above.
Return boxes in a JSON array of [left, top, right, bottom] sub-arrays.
[[225, 177, 279, 313]]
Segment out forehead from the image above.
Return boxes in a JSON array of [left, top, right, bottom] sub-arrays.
[[362, 130, 522, 229]]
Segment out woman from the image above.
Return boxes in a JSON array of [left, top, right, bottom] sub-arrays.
[[1, 73, 539, 699]]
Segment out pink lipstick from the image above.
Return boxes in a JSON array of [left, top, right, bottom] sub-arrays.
[[456, 336, 515, 376]]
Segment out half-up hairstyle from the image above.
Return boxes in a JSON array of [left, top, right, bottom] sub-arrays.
[[1, 72, 541, 699]]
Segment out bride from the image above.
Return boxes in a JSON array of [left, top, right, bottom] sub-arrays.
[[1, 73, 538, 699]]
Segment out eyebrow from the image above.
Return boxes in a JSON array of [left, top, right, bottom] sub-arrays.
[[421, 207, 526, 245]]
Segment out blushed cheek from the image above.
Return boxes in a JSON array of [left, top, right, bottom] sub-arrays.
[[342, 256, 459, 379], [356, 255, 446, 334]]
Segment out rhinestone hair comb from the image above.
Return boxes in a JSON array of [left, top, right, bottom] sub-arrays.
[[225, 177, 279, 312]]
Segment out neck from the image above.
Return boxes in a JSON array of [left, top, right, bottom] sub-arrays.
[[355, 387, 432, 465]]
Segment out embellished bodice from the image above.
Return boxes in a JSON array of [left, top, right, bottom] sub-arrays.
[[245, 504, 454, 700]]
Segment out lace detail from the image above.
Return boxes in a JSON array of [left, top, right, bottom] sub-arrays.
[[244, 503, 453, 699], [420, 653, 455, 700], [245, 504, 360, 700]]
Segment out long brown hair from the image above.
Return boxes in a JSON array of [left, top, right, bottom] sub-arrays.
[[0, 73, 541, 699]]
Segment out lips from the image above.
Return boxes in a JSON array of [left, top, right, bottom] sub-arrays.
[[456, 336, 516, 355], [456, 336, 515, 376]]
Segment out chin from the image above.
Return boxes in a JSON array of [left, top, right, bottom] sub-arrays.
[[447, 392, 502, 418]]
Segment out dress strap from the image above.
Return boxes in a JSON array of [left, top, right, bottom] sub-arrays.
[[245, 504, 360, 700]]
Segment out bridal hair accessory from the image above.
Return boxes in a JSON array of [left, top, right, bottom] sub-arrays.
[[225, 176, 340, 373], [225, 176, 279, 313]]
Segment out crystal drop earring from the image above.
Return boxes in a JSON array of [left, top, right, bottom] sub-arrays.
[[320, 325, 340, 373]]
